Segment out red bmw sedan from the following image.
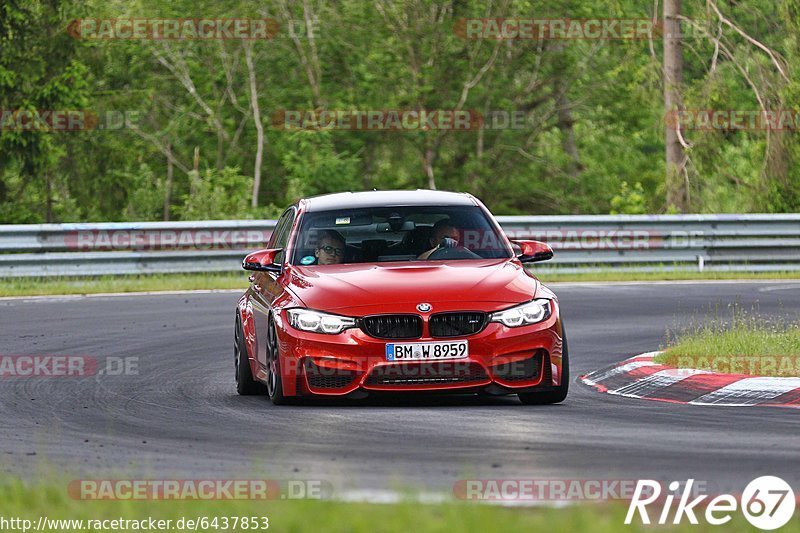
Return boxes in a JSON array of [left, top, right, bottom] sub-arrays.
[[234, 190, 567, 405]]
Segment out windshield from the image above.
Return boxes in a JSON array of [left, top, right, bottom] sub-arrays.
[[290, 205, 513, 265]]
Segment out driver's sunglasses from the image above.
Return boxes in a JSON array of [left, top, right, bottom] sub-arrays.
[[319, 245, 345, 256]]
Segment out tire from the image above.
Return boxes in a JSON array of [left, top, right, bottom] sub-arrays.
[[518, 321, 569, 405], [265, 315, 293, 405], [235, 315, 266, 395]]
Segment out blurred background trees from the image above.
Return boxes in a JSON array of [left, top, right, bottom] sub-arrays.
[[1, 0, 798, 221]]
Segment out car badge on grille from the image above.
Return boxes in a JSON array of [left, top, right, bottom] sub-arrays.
[[416, 302, 432, 312]]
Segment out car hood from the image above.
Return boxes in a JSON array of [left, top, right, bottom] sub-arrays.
[[285, 259, 539, 312]]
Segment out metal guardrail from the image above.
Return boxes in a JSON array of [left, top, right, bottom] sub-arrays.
[[497, 214, 800, 274], [0, 215, 798, 277]]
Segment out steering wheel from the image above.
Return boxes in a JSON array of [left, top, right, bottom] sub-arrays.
[[427, 245, 482, 260]]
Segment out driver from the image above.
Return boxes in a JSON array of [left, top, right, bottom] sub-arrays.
[[418, 219, 460, 260], [315, 229, 346, 265]]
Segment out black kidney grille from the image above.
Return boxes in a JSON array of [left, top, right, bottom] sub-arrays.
[[429, 312, 487, 337], [360, 315, 422, 339]]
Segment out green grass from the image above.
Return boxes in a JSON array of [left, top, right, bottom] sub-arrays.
[[1, 269, 799, 297], [0, 273, 248, 297], [0, 479, 789, 533], [657, 309, 800, 376]]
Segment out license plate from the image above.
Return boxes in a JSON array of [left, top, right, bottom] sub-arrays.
[[385, 340, 468, 361]]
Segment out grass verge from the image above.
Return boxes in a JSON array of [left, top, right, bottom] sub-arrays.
[[0, 479, 789, 533], [0, 273, 248, 297], [1, 270, 799, 297], [656, 309, 800, 376]]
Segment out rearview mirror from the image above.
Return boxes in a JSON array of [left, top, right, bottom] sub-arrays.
[[512, 240, 553, 263], [242, 248, 283, 273]]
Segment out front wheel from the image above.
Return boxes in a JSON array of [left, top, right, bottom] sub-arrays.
[[235, 315, 266, 396], [518, 322, 569, 405], [265, 315, 293, 405]]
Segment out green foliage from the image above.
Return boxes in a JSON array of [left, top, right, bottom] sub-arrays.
[[120, 164, 165, 221], [1, 0, 799, 222], [0, 0, 89, 221], [0, 167, 42, 223], [282, 132, 361, 201], [657, 305, 800, 376], [177, 167, 254, 220], [610, 182, 647, 214]]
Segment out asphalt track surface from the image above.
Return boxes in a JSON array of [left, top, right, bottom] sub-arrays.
[[2, 281, 800, 496]]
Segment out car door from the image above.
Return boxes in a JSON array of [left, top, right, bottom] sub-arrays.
[[251, 208, 295, 371]]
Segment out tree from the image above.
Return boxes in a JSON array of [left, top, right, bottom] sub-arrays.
[[663, 0, 688, 212], [0, 0, 89, 222]]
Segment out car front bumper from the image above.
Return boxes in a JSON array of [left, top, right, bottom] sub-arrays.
[[273, 301, 564, 397]]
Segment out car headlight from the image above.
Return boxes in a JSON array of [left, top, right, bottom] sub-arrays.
[[286, 308, 357, 335], [489, 299, 551, 328]]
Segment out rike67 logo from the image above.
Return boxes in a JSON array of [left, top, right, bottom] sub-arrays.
[[626, 476, 796, 530]]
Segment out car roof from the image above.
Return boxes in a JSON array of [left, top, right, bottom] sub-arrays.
[[300, 190, 477, 212]]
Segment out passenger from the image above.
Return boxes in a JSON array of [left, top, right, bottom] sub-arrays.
[[315, 229, 346, 265]]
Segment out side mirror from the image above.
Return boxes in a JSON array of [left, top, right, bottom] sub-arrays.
[[512, 240, 553, 263], [242, 248, 283, 273]]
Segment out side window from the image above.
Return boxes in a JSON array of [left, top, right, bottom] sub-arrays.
[[273, 209, 296, 263], [267, 212, 288, 249]]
